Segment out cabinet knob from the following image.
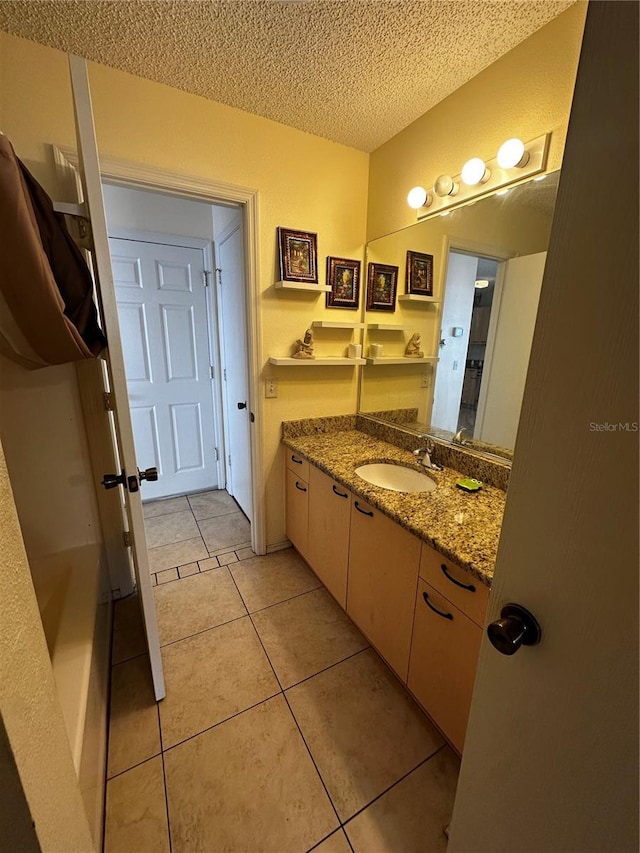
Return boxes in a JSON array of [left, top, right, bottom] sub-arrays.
[[487, 604, 542, 656]]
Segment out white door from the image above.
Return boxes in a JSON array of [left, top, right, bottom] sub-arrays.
[[69, 56, 165, 700], [448, 2, 637, 849], [217, 221, 252, 520], [475, 252, 546, 448], [431, 251, 478, 432], [110, 237, 218, 500]]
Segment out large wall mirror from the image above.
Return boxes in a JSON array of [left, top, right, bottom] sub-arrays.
[[359, 171, 560, 462]]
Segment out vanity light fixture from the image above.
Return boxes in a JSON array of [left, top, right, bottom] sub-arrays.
[[496, 188, 510, 196], [497, 137, 530, 169], [406, 186, 432, 209], [461, 157, 490, 186], [474, 279, 490, 289], [434, 174, 459, 198]]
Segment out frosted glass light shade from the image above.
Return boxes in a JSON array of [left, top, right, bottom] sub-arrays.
[[407, 186, 429, 208], [474, 279, 490, 289], [497, 138, 529, 169], [434, 175, 458, 197], [461, 158, 490, 186]]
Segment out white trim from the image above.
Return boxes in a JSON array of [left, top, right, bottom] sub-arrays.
[[203, 242, 227, 488], [107, 226, 211, 251], [474, 260, 506, 440], [55, 144, 266, 556], [267, 540, 292, 554]]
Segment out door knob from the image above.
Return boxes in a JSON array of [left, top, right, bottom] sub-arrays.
[[139, 467, 158, 483], [237, 401, 247, 409], [487, 604, 542, 656], [101, 470, 126, 490]]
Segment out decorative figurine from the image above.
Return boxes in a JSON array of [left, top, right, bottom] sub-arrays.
[[292, 328, 315, 359], [405, 332, 424, 358]]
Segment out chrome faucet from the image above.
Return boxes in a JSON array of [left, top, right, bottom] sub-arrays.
[[413, 436, 443, 471], [453, 427, 470, 446]]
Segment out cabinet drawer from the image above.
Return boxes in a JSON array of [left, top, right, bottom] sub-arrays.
[[285, 467, 309, 559], [285, 450, 309, 481], [419, 543, 489, 627], [408, 580, 482, 753]]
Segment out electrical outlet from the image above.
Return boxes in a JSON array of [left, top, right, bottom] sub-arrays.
[[265, 377, 278, 398], [420, 373, 429, 388]]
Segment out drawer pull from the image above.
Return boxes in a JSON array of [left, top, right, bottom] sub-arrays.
[[332, 485, 348, 499], [440, 563, 476, 593], [291, 455, 303, 464], [354, 501, 374, 517], [423, 591, 453, 620], [295, 481, 307, 492]]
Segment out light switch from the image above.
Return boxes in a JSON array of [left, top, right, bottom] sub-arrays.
[[265, 377, 278, 398]]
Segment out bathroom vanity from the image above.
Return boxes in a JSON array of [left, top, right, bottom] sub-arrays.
[[282, 416, 504, 753]]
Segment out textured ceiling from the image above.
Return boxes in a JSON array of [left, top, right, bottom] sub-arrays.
[[0, 1, 574, 152]]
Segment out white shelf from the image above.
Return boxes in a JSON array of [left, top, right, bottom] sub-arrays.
[[367, 323, 406, 331], [312, 321, 364, 329], [268, 357, 366, 366], [398, 294, 440, 304], [365, 356, 438, 365], [275, 280, 331, 293]]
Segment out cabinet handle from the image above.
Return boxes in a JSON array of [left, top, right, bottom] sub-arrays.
[[291, 455, 303, 464], [440, 563, 476, 593], [423, 591, 453, 620], [354, 501, 374, 517], [295, 481, 307, 492], [332, 485, 348, 499]]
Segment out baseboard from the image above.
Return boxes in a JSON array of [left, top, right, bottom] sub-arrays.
[[266, 539, 292, 554]]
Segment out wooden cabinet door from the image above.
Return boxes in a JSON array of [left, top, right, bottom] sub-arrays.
[[285, 467, 309, 560], [408, 579, 482, 753], [347, 497, 421, 680], [307, 467, 351, 607]]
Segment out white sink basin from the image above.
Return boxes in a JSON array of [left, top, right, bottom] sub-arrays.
[[355, 463, 437, 493]]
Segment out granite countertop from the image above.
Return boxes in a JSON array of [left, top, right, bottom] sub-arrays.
[[283, 429, 505, 587]]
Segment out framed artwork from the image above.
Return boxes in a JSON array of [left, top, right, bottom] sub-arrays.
[[326, 257, 361, 309], [406, 250, 434, 296], [366, 263, 398, 311], [277, 227, 318, 283]]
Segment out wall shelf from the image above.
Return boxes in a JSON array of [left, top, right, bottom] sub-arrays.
[[367, 323, 406, 331], [312, 321, 364, 329], [397, 294, 440, 304], [268, 357, 366, 366], [275, 281, 331, 293], [365, 356, 438, 365]]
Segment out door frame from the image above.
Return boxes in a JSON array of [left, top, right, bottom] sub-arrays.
[[107, 227, 227, 491], [54, 145, 266, 555]]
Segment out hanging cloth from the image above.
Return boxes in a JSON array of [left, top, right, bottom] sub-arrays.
[[0, 133, 106, 369]]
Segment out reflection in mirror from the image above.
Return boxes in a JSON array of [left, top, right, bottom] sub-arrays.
[[359, 172, 560, 462]]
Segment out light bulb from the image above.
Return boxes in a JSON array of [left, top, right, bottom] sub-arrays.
[[474, 279, 490, 289], [497, 138, 529, 169], [407, 186, 429, 209], [434, 175, 458, 197], [461, 158, 490, 186]]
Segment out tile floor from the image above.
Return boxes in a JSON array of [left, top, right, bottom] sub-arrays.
[[104, 490, 460, 853]]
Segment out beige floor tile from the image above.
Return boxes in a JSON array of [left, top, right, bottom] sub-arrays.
[[177, 562, 199, 578], [112, 594, 146, 665], [345, 748, 459, 853], [197, 556, 219, 572], [198, 511, 251, 552], [104, 756, 169, 853], [286, 649, 443, 821], [159, 616, 279, 748], [148, 536, 208, 574], [156, 567, 179, 584], [217, 551, 238, 566], [154, 567, 247, 646], [164, 695, 338, 853], [108, 656, 161, 778], [188, 489, 238, 520], [230, 549, 321, 612], [253, 588, 368, 688], [144, 509, 200, 549], [312, 830, 353, 853], [235, 545, 255, 560], [143, 495, 190, 519]]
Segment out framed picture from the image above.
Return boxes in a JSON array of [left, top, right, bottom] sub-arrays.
[[366, 263, 398, 311], [277, 227, 318, 283], [326, 257, 361, 309], [406, 250, 434, 296]]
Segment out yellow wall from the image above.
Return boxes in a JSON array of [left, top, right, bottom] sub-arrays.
[[367, 2, 587, 240], [0, 31, 369, 548]]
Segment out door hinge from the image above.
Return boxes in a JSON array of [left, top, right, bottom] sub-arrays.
[[203, 270, 212, 287], [228, 454, 232, 468], [215, 448, 219, 461], [223, 368, 227, 381], [103, 392, 114, 411], [216, 268, 222, 286], [210, 365, 215, 379], [123, 530, 132, 548]]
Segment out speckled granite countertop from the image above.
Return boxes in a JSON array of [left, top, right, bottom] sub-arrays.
[[283, 429, 505, 587]]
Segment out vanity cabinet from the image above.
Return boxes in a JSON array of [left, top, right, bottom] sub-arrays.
[[307, 466, 351, 608], [408, 579, 483, 753], [285, 463, 309, 560], [419, 542, 489, 628], [346, 497, 421, 680]]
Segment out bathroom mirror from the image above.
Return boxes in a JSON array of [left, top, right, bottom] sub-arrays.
[[359, 171, 560, 461]]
